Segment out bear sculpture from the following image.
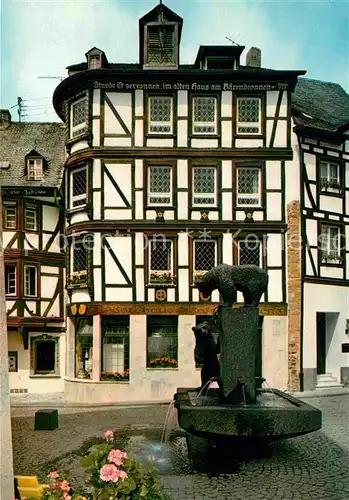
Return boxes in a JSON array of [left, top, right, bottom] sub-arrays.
[[195, 263, 268, 307], [192, 322, 220, 389]]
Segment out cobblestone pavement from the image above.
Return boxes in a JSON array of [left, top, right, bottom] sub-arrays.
[[11, 394, 349, 500]]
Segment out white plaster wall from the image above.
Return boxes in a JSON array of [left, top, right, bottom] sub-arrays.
[[105, 92, 132, 133], [221, 121, 232, 148], [8, 331, 65, 394], [177, 160, 188, 188], [135, 120, 144, 147], [71, 289, 90, 303], [70, 141, 89, 154], [135, 90, 143, 116], [93, 192, 102, 219], [191, 139, 218, 148], [135, 159, 143, 189], [262, 316, 288, 389], [147, 139, 174, 148], [222, 193, 232, 220], [94, 268, 102, 301], [104, 209, 132, 220], [177, 193, 188, 219], [177, 121, 188, 147], [93, 159, 101, 188], [306, 219, 318, 246], [70, 212, 89, 225], [235, 139, 263, 148], [135, 233, 144, 266], [266, 192, 282, 220], [319, 196, 343, 213], [104, 138, 132, 147], [319, 267, 343, 279], [135, 191, 144, 219], [266, 91, 278, 117], [3, 232, 17, 249], [178, 233, 188, 266], [24, 234, 39, 250], [105, 288, 133, 301], [221, 91, 232, 117], [267, 270, 283, 302], [136, 269, 144, 302], [104, 236, 132, 285], [303, 282, 348, 382], [177, 90, 188, 116], [42, 206, 58, 232], [266, 161, 281, 189], [274, 121, 287, 147], [64, 315, 200, 403], [42, 233, 61, 253], [92, 119, 100, 147], [222, 233, 233, 265], [178, 269, 189, 301], [104, 163, 131, 208], [267, 233, 282, 267], [41, 275, 58, 298]]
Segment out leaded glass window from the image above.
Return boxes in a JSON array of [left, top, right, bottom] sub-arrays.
[[320, 225, 342, 262], [148, 166, 172, 205], [193, 240, 216, 281], [150, 240, 172, 272], [237, 98, 261, 134], [73, 242, 87, 272], [237, 167, 261, 206], [238, 240, 261, 267], [320, 161, 340, 190], [193, 97, 217, 134], [149, 97, 173, 134], [192, 166, 216, 206], [70, 96, 88, 138], [71, 166, 87, 208]]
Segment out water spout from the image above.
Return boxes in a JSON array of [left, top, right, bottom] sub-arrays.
[[160, 400, 176, 444]]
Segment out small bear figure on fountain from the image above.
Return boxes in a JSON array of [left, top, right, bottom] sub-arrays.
[[192, 321, 220, 389]]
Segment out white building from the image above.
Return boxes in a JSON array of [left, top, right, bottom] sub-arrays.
[[52, 3, 306, 403], [0, 109, 66, 394], [289, 78, 349, 391]]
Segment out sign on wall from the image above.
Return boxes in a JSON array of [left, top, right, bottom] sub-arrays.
[[93, 81, 289, 92]]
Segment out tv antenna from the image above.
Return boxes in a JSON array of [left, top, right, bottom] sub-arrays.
[[225, 33, 242, 46], [38, 76, 65, 81]]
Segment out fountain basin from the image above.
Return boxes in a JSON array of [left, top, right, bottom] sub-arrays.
[[174, 388, 321, 440]]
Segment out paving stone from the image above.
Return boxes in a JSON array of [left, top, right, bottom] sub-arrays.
[[11, 394, 349, 500]]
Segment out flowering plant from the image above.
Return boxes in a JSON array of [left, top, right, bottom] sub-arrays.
[[149, 272, 176, 284], [68, 270, 88, 286], [148, 357, 178, 368], [40, 431, 170, 500], [40, 471, 86, 499], [100, 370, 130, 381]]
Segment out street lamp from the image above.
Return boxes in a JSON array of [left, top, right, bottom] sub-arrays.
[[0, 161, 15, 498]]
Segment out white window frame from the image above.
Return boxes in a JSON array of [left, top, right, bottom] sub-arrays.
[[147, 165, 172, 206], [192, 166, 217, 207], [319, 161, 341, 191], [24, 206, 37, 231], [70, 166, 88, 209], [5, 264, 16, 296], [24, 265, 38, 298], [149, 239, 173, 282], [320, 225, 342, 263], [238, 239, 262, 267], [70, 96, 88, 139], [192, 96, 218, 135], [193, 239, 217, 281], [27, 158, 43, 181], [237, 97, 261, 135], [148, 96, 173, 135], [4, 203, 17, 229], [236, 167, 261, 207]]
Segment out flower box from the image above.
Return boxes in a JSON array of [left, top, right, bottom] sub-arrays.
[[321, 253, 343, 264], [193, 270, 208, 282], [148, 357, 178, 368], [149, 271, 176, 285], [100, 370, 129, 382], [67, 270, 88, 286]]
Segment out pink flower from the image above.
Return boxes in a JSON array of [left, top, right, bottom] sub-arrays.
[[117, 469, 128, 480], [100, 463, 120, 483], [104, 429, 114, 442], [48, 471, 59, 479], [63, 494, 71, 500], [60, 480, 70, 493], [108, 449, 127, 465]]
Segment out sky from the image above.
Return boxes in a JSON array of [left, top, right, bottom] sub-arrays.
[[1, 0, 348, 123]]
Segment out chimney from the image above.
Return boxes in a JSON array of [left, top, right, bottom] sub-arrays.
[[246, 47, 261, 68], [0, 110, 11, 129]]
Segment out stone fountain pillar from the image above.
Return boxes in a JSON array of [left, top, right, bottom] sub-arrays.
[[219, 306, 259, 404]]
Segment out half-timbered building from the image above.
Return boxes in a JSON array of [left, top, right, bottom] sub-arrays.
[[288, 79, 349, 391], [53, 2, 306, 403], [0, 109, 66, 394]]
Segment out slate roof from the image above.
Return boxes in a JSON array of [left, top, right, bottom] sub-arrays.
[[0, 118, 66, 187], [292, 77, 349, 132]]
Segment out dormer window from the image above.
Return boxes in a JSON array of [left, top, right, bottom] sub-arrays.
[[146, 25, 175, 65], [27, 158, 43, 181], [89, 54, 101, 70]]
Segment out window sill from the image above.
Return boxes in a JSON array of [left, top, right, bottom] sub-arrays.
[[66, 205, 88, 215], [146, 283, 177, 288], [67, 282, 89, 289], [145, 133, 175, 139], [320, 260, 343, 267], [30, 374, 61, 378], [66, 132, 92, 147], [99, 380, 129, 384], [320, 188, 343, 197], [234, 133, 263, 139], [189, 134, 220, 139], [146, 367, 178, 370]]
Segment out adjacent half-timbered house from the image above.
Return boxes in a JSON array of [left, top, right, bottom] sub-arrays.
[[288, 79, 349, 391], [53, 2, 305, 403], [0, 109, 66, 394]]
